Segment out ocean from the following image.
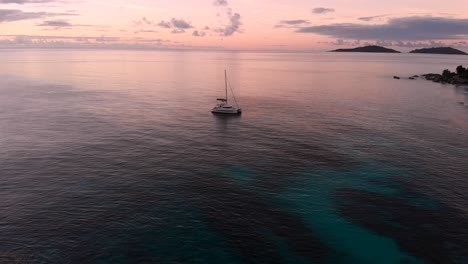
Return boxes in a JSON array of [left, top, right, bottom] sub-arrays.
[[0, 49, 467, 264]]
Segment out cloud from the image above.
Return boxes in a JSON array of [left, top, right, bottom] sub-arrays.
[[171, 29, 185, 34], [213, 0, 241, 36], [312, 8, 335, 14], [141, 17, 152, 25], [226, 12, 240, 36], [275, 19, 309, 28], [0, 0, 54, 4], [374, 39, 393, 47], [384, 40, 452, 48], [37, 19, 71, 27], [157, 20, 171, 28], [133, 17, 154, 27], [0, 34, 119, 43], [0, 8, 75, 22], [155, 18, 192, 30], [280, 19, 309, 25], [0, 34, 167, 49], [358, 15, 387, 22], [95, 36, 118, 42], [36, 19, 106, 30], [170, 18, 192, 29], [297, 16, 468, 41], [213, 0, 227, 6], [327, 39, 361, 46], [0, 34, 224, 50], [320, 38, 468, 50], [134, 16, 193, 31], [192, 30, 206, 37], [133, 29, 157, 34]]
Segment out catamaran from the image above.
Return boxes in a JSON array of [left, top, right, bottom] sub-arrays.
[[211, 70, 242, 115]]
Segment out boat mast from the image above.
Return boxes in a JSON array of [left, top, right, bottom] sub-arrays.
[[224, 69, 228, 104]]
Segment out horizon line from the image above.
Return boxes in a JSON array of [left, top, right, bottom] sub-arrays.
[[1, 46, 468, 54]]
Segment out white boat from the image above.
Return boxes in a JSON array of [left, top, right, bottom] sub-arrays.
[[211, 70, 242, 115]]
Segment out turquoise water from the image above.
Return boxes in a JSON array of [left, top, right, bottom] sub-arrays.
[[0, 50, 467, 263]]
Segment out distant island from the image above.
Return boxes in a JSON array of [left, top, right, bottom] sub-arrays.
[[330, 45, 401, 53], [409, 47, 467, 55], [329, 45, 468, 55]]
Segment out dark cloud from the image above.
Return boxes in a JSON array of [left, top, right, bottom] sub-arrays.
[[0, 9, 46, 21], [132, 37, 167, 43], [36, 19, 106, 30], [37, 19, 71, 27], [170, 18, 192, 29], [157, 20, 171, 28], [280, 19, 309, 25], [275, 19, 310, 28], [297, 16, 468, 41], [192, 30, 206, 37], [358, 15, 387, 22], [213, 0, 227, 6], [212, 0, 241, 36], [221, 12, 240, 36], [0, 9, 75, 22], [134, 17, 192, 31], [155, 18, 192, 30], [312, 8, 335, 14]]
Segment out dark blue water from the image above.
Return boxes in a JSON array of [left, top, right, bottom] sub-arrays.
[[0, 50, 467, 263]]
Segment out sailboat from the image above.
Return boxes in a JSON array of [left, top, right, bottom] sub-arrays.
[[211, 70, 242, 115]]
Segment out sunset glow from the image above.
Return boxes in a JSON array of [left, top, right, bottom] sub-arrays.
[[1, 0, 468, 51]]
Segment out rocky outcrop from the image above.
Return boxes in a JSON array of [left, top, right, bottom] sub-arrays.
[[423, 74, 442, 83], [393, 75, 419, 80], [422, 66, 468, 84]]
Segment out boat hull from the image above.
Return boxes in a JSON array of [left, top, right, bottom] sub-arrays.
[[211, 108, 242, 115]]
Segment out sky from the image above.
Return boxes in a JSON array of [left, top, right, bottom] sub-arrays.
[[1, 0, 468, 51]]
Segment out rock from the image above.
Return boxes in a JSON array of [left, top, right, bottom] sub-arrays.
[[452, 76, 468, 85], [423, 69, 468, 87], [413, 75, 419, 78], [424, 73, 442, 82], [393, 76, 401, 79], [409, 77, 415, 80]]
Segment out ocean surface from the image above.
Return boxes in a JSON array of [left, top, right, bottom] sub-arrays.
[[0, 49, 467, 264]]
